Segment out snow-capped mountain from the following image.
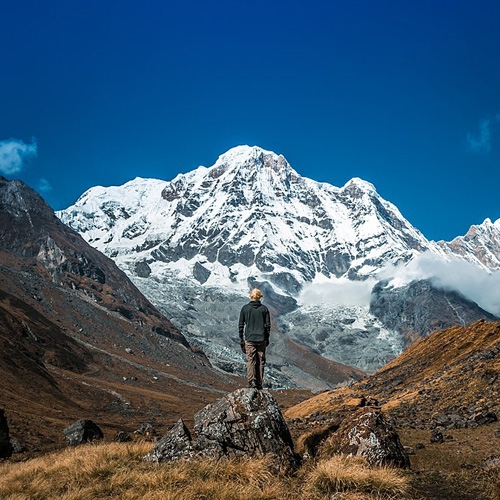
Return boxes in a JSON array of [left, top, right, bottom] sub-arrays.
[[57, 145, 500, 386], [58, 145, 448, 291], [438, 218, 500, 270]]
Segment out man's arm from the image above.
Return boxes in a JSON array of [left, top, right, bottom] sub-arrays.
[[264, 308, 271, 344], [238, 307, 245, 341], [238, 307, 246, 353]]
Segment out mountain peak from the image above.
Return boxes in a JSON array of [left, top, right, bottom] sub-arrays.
[[216, 145, 275, 163], [343, 177, 377, 196], [208, 145, 294, 181]]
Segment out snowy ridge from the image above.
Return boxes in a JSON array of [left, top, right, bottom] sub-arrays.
[[438, 217, 500, 271], [58, 145, 450, 293]]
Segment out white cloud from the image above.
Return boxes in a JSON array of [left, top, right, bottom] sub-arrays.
[[466, 114, 500, 153], [0, 137, 38, 175], [379, 252, 500, 317], [299, 276, 376, 307], [37, 177, 52, 193]]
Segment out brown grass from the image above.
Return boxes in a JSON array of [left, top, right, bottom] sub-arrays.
[[0, 442, 415, 500], [301, 455, 411, 500]]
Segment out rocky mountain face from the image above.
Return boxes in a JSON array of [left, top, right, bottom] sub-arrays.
[[58, 145, 443, 288], [438, 218, 500, 270], [57, 146, 500, 380], [0, 176, 243, 454], [370, 279, 499, 346]]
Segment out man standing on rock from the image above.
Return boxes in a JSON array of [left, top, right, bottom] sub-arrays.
[[238, 288, 271, 390]]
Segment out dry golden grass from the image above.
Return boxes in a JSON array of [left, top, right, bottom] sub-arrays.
[[301, 455, 411, 500], [0, 442, 415, 500]]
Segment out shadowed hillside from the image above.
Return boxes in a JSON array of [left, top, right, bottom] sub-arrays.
[[0, 177, 241, 454]]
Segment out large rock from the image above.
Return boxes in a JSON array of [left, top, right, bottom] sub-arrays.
[[64, 419, 104, 446], [144, 388, 299, 472], [322, 407, 410, 468], [0, 409, 13, 459]]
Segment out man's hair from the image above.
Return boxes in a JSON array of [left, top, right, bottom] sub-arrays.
[[249, 288, 263, 301]]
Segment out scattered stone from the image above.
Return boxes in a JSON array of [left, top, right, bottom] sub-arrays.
[[0, 409, 13, 459], [114, 431, 132, 442], [472, 411, 498, 426], [134, 422, 159, 441], [321, 407, 410, 468], [10, 440, 26, 454], [494, 429, 500, 438], [430, 429, 444, 444], [415, 442, 426, 450], [404, 446, 415, 455], [125, 348, 134, 354], [483, 454, 500, 469], [64, 419, 104, 446], [144, 388, 299, 473], [432, 413, 468, 429]]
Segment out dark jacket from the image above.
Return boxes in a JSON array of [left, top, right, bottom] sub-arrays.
[[238, 300, 271, 343]]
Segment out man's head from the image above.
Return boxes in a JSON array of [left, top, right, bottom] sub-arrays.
[[249, 288, 263, 301]]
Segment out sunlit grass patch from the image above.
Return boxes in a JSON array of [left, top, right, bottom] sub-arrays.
[[303, 455, 411, 500]]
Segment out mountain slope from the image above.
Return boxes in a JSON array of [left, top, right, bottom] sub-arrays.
[[286, 319, 500, 424], [0, 176, 241, 453]]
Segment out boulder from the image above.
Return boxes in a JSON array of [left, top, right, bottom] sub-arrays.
[[0, 409, 13, 459], [430, 428, 444, 444], [483, 454, 500, 469], [472, 411, 498, 426], [321, 407, 410, 468], [114, 431, 132, 443], [134, 422, 159, 441], [144, 388, 299, 472], [64, 419, 104, 446], [145, 419, 193, 462]]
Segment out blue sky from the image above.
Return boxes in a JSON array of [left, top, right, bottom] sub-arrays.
[[1, 0, 499, 241]]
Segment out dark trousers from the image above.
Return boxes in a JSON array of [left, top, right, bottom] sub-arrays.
[[245, 340, 266, 388]]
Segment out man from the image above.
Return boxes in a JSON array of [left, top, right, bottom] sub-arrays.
[[238, 288, 271, 390]]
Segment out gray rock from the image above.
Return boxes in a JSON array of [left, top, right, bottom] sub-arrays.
[[472, 411, 498, 426], [483, 454, 500, 469], [134, 422, 159, 441], [64, 419, 104, 446], [324, 407, 410, 468], [114, 431, 132, 442], [430, 428, 444, 444], [144, 388, 299, 472], [0, 409, 13, 459], [10, 440, 26, 454], [193, 262, 211, 284], [144, 419, 193, 462]]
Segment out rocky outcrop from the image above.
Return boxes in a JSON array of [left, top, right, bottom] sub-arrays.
[[0, 409, 13, 459], [144, 388, 299, 472], [370, 279, 498, 346], [320, 407, 410, 468], [64, 419, 104, 446]]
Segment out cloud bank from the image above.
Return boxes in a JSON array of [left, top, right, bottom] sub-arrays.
[[299, 277, 377, 307], [300, 252, 500, 317], [379, 252, 500, 317], [0, 137, 38, 175]]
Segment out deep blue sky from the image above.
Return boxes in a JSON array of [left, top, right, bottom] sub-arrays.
[[1, 0, 499, 241]]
